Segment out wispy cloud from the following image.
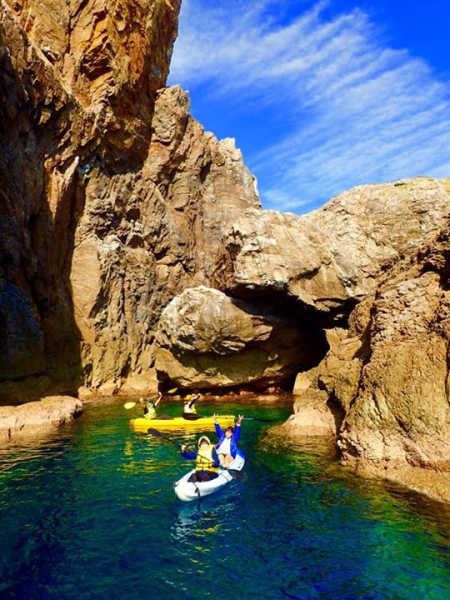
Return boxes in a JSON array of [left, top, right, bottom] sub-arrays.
[[169, 0, 450, 213]]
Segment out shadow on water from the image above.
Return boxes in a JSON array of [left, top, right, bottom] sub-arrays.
[[0, 398, 449, 600]]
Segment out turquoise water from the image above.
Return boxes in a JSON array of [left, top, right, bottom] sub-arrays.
[[0, 398, 449, 600]]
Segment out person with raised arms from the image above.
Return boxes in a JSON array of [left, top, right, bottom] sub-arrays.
[[214, 414, 244, 467], [182, 393, 201, 419], [139, 391, 162, 420]]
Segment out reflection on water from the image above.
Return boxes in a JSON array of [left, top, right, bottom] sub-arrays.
[[0, 399, 449, 600]]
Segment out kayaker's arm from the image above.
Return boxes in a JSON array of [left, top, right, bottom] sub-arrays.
[[233, 415, 244, 444], [213, 414, 224, 438], [187, 393, 199, 409], [180, 444, 197, 460]]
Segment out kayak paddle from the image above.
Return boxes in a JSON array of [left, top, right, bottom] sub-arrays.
[[147, 427, 186, 448], [124, 388, 178, 410], [147, 428, 248, 482], [242, 417, 276, 422]]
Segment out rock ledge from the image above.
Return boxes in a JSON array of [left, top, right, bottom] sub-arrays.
[[0, 396, 83, 442]]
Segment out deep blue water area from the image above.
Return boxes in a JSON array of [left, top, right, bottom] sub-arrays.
[[0, 398, 449, 600]]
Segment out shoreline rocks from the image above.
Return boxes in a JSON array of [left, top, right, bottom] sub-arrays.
[[0, 396, 83, 443], [269, 422, 450, 505]]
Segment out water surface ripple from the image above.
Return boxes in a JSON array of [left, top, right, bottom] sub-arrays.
[[0, 400, 449, 599]]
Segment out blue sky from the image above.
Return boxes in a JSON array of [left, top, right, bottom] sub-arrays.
[[168, 0, 450, 214]]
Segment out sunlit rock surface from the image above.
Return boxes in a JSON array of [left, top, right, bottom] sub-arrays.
[[1, 0, 450, 502], [155, 286, 327, 390], [283, 212, 450, 501], [214, 178, 450, 322], [0, 396, 83, 441], [0, 0, 259, 399]]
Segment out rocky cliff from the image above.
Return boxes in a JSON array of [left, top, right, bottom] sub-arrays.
[[271, 182, 450, 501], [0, 0, 260, 400], [1, 0, 450, 501]]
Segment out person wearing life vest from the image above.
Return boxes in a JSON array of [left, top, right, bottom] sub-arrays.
[[180, 435, 220, 483], [182, 393, 201, 419], [214, 414, 244, 467], [139, 392, 162, 420]]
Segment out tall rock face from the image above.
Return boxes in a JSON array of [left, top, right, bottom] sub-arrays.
[[276, 195, 450, 500], [69, 86, 260, 392], [0, 0, 261, 400], [337, 222, 450, 472], [4, 0, 176, 163], [1, 0, 450, 501]]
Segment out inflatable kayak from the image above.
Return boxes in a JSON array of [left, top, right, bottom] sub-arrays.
[[174, 450, 246, 502], [130, 414, 236, 432]]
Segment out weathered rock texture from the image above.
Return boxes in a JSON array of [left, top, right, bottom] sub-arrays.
[[279, 206, 450, 501], [213, 178, 450, 323], [0, 396, 83, 441], [0, 0, 182, 399], [0, 0, 260, 400], [339, 222, 450, 470], [155, 286, 327, 390], [2, 0, 450, 502]]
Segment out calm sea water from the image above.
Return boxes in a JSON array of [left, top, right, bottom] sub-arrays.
[[0, 398, 449, 600]]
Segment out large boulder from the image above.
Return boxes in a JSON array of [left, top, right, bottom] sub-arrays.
[[155, 286, 327, 390]]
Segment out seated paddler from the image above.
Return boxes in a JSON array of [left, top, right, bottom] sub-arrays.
[[139, 391, 162, 420], [180, 435, 220, 483], [214, 414, 244, 467], [182, 393, 201, 419]]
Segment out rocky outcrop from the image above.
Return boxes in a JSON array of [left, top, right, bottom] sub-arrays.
[[0, 0, 182, 399], [3, 0, 448, 405], [280, 214, 450, 501], [68, 86, 260, 394], [2, 0, 450, 504], [338, 222, 450, 470], [0, 396, 83, 441], [155, 286, 327, 390], [214, 178, 450, 323], [0, 0, 260, 400]]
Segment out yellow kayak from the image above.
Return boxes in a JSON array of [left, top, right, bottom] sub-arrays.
[[130, 414, 236, 432]]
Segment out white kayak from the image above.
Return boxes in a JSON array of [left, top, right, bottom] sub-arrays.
[[174, 450, 246, 502]]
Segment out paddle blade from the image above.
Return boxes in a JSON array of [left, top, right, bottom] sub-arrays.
[[147, 428, 163, 438], [124, 402, 137, 410], [168, 387, 178, 394], [227, 469, 248, 482], [147, 428, 186, 450]]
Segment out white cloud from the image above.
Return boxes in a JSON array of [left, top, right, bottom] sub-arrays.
[[169, 0, 450, 213]]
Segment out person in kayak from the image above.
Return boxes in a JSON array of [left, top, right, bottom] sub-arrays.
[[214, 414, 244, 467], [182, 393, 201, 420], [139, 392, 162, 420], [180, 435, 220, 482]]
